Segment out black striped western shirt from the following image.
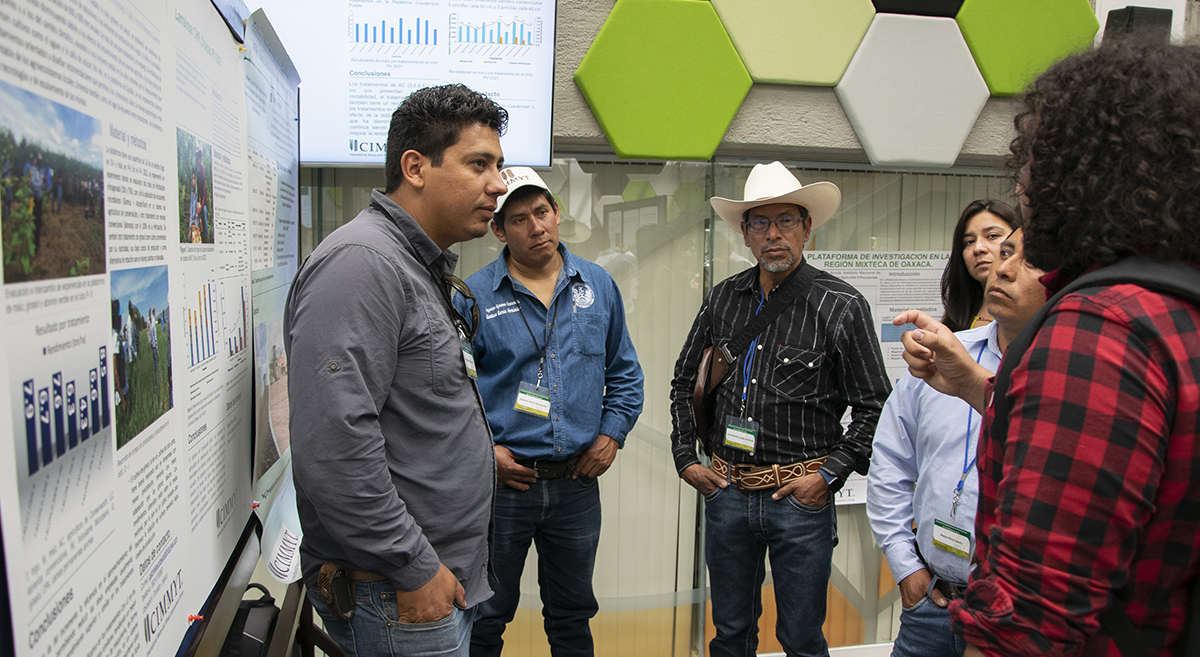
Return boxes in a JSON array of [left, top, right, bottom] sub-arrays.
[[669, 259, 891, 490]]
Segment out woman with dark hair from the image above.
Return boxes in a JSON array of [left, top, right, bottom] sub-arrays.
[[939, 199, 1021, 332]]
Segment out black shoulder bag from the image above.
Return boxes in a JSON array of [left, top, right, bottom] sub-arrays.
[[990, 257, 1200, 657]]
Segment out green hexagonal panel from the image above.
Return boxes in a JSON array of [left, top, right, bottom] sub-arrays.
[[711, 0, 875, 86], [574, 0, 752, 160], [957, 0, 1098, 96]]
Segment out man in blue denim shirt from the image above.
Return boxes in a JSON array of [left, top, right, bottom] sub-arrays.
[[456, 167, 643, 657]]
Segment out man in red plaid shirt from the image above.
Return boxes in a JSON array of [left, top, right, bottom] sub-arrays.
[[895, 35, 1200, 656]]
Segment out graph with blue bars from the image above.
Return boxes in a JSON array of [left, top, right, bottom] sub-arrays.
[[450, 14, 542, 55], [351, 11, 438, 54], [23, 346, 110, 476]]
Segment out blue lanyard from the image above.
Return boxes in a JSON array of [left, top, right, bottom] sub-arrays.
[[955, 341, 990, 500], [739, 287, 768, 415]]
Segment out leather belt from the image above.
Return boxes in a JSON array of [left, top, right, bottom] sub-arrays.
[[934, 577, 967, 601], [347, 569, 387, 582], [711, 454, 827, 490], [515, 455, 580, 479]]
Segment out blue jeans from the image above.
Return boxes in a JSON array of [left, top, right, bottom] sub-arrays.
[[470, 477, 602, 657], [890, 576, 965, 657], [308, 580, 475, 657], [704, 484, 837, 657]]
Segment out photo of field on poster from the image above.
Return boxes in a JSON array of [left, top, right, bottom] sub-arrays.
[[177, 127, 214, 244], [0, 79, 105, 284], [110, 265, 173, 448]]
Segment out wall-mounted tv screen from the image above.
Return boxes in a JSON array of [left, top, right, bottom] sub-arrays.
[[255, 0, 556, 166]]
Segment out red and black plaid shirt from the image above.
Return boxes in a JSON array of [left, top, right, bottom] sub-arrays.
[[950, 269, 1200, 656]]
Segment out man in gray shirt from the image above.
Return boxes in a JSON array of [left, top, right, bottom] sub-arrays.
[[284, 84, 507, 657]]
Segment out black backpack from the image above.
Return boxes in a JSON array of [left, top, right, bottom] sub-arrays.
[[991, 257, 1200, 657], [218, 583, 280, 657]]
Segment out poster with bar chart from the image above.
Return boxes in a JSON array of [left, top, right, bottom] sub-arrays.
[[186, 280, 220, 368], [259, 0, 556, 166], [7, 300, 117, 545]]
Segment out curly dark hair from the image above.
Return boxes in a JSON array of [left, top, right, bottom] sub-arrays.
[[941, 199, 1021, 332], [1009, 34, 1200, 277], [384, 84, 508, 193]]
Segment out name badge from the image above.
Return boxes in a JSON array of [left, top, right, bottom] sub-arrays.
[[931, 519, 972, 559], [723, 415, 757, 453], [461, 339, 477, 379], [515, 381, 551, 418]]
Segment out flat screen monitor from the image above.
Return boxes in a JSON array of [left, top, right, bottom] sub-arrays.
[[254, 0, 556, 166]]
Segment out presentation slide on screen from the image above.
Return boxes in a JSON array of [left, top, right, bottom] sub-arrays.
[[256, 0, 556, 166], [808, 251, 949, 505], [0, 0, 299, 654]]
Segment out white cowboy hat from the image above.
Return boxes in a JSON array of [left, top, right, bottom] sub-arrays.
[[497, 166, 552, 214], [710, 162, 841, 234]]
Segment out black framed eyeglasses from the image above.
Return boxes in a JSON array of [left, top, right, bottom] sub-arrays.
[[445, 274, 479, 341], [743, 212, 808, 234]]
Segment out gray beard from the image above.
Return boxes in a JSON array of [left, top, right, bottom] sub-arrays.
[[760, 253, 795, 273]]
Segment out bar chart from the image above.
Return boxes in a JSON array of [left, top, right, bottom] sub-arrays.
[[22, 346, 111, 476], [450, 14, 542, 56], [186, 281, 220, 367], [223, 282, 249, 358]]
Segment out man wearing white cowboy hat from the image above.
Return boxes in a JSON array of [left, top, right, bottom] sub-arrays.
[[669, 161, 890, 657], [456, 166, 643, 657]]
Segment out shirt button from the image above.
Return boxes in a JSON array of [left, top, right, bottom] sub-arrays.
[[551, 354, 556, 359], [748, 416, 753, 422], [555, 416, 561, 422], [751, 378, 756, 384], [553, 385, 558, 390], [783, 358, 790, 363], [556, 446, 562, 452], [757, 344, 762, 350]]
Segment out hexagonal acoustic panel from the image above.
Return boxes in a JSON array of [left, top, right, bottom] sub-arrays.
[[835, 14, 989, 167], [574, 0, 752, 160], [710, 0, 875, 86], [957, 0, 1098, 96], [872, 0, 963, 17]]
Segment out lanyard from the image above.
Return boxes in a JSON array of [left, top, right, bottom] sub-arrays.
[[951, 340, 989, 518], [512, 287, 561, 388], [739, 286, 768, 416]]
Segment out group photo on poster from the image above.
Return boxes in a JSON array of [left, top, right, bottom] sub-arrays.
[[110, 265, 173, 448], [0, 79, 105, 284], [176, 129, 214, 245]]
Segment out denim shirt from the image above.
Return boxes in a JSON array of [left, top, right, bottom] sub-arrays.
[[458, 244, 644, 460]]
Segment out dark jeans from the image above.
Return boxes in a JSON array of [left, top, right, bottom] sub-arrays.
[[891, 575, 965, 657], [308, 580, 475, 657], [704, 484, 837, 657], [470, 476, 602, 657]]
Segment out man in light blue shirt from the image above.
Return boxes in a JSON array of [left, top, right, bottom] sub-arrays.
[[457, 167, 643, 657], [868, 228, 1047, 657]]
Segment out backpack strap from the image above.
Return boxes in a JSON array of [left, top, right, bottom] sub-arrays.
[[990, 257, 1200, 657]]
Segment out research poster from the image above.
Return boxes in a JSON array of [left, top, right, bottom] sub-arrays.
[[242, 10, 303, 583], [808, 251, 949, 505], [0, 0, 284, 653], [257, 0, 557, 166]]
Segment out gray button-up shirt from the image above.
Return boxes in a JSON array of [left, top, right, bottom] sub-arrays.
[[284, 190, 494, 606]]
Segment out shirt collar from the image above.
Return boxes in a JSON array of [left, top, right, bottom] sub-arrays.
[[490, 242, 583, 293], [732, 256, 809, 294], [370, 189, 459, 275]]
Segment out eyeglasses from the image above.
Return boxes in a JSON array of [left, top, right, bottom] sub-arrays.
[[743, 213, 808, 234], [444, 274, 479, 341]]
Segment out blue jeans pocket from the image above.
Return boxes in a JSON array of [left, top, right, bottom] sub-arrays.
[[703, 486, 725, 502], [784, 494, 830, 513]]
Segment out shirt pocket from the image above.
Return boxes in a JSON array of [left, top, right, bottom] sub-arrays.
[[421, 299, 469, 398], [770, 345, 823, 400], [571, 312, 607, 359]]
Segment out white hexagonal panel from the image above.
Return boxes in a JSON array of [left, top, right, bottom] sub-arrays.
[[835, 14, 989, 167]]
